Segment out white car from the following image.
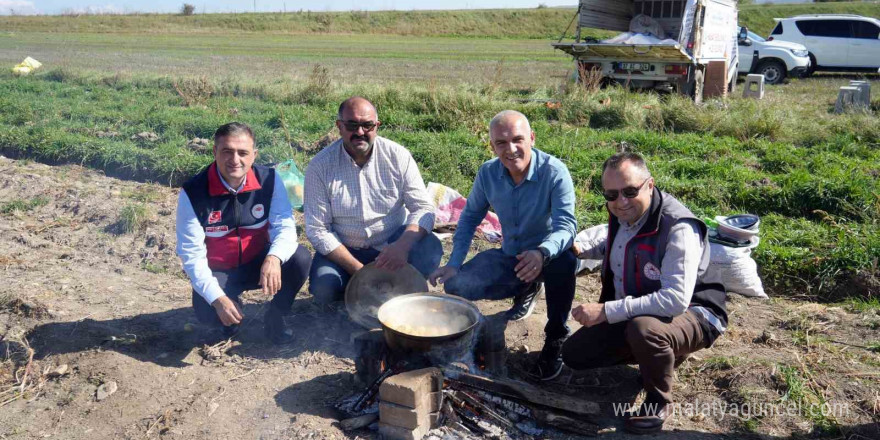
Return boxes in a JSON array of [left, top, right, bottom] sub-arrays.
[[768, 14, 880, 74], [737, 26, 811, 84]]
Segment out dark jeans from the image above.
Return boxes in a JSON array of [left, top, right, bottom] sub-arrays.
[[444, 248, 577, 341], [308, 227, 443, 304], [561, 310, 709, 405], [192, 246, 312, 327]]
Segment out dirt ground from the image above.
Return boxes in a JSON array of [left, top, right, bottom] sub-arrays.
[[0, 156, 877, 440]]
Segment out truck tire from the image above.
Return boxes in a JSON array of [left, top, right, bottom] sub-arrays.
[[756, 60, 786, 85]]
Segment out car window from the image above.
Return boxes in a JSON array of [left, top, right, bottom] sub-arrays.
[[747, 31, 765, 43], [807, 20, 852, 38], [771, 22, 783, 35], [852, 20, 880, 39], [795, 21, 816, 36]]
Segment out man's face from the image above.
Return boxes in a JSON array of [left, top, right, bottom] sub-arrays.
[[336, 103, 379, 157], [490, 118, 534, 179], [601, 161, 654, 225], [213, 133, 257, 186]]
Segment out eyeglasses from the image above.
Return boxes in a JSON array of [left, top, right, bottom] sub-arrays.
[[338, 120, 379, 132], [602, 178, 651, 201]]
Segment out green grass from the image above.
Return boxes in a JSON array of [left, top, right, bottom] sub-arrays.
[[777, 365, 839, 435], [118, 203, 152, 234], [1, 69, 877, 299], [0, 32, 572, 88], [841, 297, 880, 313], [0, 196, 49, 214], [1, 3, 876, 39]]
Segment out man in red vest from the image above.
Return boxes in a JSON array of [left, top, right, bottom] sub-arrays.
[[176, 122, 311, 344], [565, 152, 726, 434]]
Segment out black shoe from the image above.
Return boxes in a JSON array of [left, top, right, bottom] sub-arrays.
[[530, 337, 565, 381], [624, 402, 671, 434], [264, 306, 294, 345], [506, 282, 544, 322], [221, 324, 239, 339]]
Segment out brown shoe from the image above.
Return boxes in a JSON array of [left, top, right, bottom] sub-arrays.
[[624, 402, 671, 434]]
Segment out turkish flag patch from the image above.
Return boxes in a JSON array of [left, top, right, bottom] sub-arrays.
[[207, 210, 222, 224]]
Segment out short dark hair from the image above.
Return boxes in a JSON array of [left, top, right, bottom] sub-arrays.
[[213, 122, 255, 146], [602, 152, 651, 178]]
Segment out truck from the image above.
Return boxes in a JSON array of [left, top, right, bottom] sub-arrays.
[[552, 0, 739, 102]]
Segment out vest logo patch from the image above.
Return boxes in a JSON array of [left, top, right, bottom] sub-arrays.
[[206, 226, 229, 233], [207, 210, 222, 224], [643, 262, 662, 280], [251, 204, 265, 219]]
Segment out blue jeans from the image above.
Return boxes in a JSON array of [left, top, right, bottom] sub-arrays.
[[308, 227, 443, 304], [444, 248, 577, 340]]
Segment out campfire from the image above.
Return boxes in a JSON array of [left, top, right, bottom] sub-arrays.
[[336, 295, 600, 440]]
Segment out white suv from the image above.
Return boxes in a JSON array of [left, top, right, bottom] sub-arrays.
[[738, 26, 811, 84], [769, 14, 880, 74]]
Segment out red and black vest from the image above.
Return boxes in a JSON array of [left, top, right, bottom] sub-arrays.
[[599, 188, 728, 342], [182, 163, 275, 271]]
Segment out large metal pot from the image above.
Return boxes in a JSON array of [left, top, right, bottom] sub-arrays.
[[377, 293, 482, 357]]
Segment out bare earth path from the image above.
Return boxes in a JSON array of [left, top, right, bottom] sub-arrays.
[[0, 157, 877, 439]]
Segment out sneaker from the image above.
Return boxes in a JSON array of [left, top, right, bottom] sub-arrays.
[[221, 324, 239, 339], [506, 282, 544, 322], [530, 337, 565, 381], [264, 306, 294, 345]]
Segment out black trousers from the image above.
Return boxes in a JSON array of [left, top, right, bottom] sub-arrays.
[[192, 246, 311, 327]]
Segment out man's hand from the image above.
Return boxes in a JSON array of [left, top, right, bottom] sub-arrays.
[[571, 303, 607, 327], [374, 240, 412, 272], [212, 296, 243, 326], [571, 242, 582, 257], [514, 250, 544, 283], [429, 266, 459, 287], [260, 255, 283, 295]]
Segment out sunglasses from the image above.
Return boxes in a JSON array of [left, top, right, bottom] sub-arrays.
[[603, 177, 651, 201], [339, 120, 379, 132]]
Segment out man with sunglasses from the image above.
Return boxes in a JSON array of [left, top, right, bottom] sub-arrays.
[[429, 110, 578, 381], [304, 97, 441, 305], [564, 152, 727, 434]]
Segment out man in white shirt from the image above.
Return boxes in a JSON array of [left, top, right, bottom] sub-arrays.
[[176, 122, 311, 344], [304, 97, 440, 304]]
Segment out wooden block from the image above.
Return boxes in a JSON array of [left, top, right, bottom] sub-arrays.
[[378, 422, 428, 440]]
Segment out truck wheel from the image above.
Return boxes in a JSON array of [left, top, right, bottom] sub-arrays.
[[757, 60, 786, 85]]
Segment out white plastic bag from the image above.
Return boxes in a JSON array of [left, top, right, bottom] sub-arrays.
[[702, 239, 767, 298]]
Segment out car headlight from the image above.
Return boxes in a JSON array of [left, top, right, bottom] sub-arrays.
[[791, 49, 809, 58]]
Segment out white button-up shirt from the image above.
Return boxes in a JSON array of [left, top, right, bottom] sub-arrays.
[[304, 136, 435, 255]]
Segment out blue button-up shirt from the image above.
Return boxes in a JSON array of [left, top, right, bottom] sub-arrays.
[[448, 148, 577, 268]]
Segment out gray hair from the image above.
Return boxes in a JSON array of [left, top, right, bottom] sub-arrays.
[[602, 152, 651, 179], [488, 110, 531, 135]]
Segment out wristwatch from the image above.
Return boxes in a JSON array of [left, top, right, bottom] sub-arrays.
[[539, 247, 551, 267]]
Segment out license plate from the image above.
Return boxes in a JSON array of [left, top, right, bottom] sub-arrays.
[[618, 62, 651, 71]]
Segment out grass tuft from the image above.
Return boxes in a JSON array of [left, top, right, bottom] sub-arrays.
[[0, 196, 49, 214], [118, 203, 153, 235]]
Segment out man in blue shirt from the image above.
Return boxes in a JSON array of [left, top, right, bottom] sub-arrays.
[[429, 110, 577, 380]]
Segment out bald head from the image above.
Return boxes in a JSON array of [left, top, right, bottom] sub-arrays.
[[489, 110, 531, 137], [337, 96, 377, 121]]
